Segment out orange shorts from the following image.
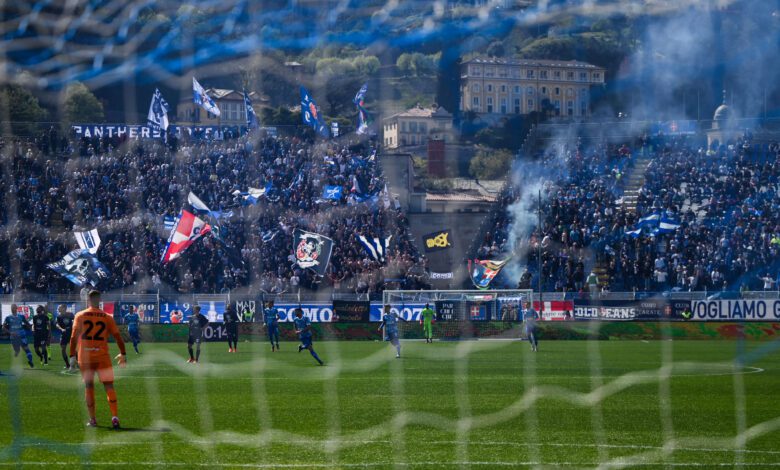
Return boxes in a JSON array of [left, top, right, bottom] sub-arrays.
[[79, 356, 114, 384]]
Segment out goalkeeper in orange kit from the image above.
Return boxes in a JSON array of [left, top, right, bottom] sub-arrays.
[[69, 290, 127, 429]]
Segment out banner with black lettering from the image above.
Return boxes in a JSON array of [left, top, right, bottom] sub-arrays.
[[423, 230, 452, 252], [333, 300, 370, 322], [690, 299, 780, 321], [573, 299, 687, 321], [232, 298, 263, 322]]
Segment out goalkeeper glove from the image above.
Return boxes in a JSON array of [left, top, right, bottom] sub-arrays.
[[115, 354, 127, 367]]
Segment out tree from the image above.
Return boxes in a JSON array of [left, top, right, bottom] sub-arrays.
[[469, 147, 513, 180], [0, 84, 47, 137], [62, 82, 104, 125]]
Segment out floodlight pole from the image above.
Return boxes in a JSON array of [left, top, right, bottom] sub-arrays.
[[537, 189, 543, 313]]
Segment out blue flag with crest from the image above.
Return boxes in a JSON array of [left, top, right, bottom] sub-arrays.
[[300, 86, 329, 137]]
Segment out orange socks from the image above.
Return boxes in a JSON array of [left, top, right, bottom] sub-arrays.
[[85, 387, 96, 419], [106, 387, 118, 417]]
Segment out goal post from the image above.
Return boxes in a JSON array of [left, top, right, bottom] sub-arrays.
[[381, 289, 535, 340]]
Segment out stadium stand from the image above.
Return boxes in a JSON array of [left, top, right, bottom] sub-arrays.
[[478, 129, 780, 294], [0, 131, 428, 295]]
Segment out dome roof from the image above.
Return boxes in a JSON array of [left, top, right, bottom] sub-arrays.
[[714, 103, 731, 121]]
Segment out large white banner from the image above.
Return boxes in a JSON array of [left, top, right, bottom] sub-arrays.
[[690, 299, 780, 321]]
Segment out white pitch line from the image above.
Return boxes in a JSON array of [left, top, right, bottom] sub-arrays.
[[14, 439, 780, 456], [102, 365, 765, 381], [3, 461, 780, 468]]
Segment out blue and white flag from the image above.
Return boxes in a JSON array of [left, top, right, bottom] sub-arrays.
[[300, 86, 329, 137], [188, 192, 233, 219], [322, 185, 343, 201], [164, 215, 178, 231], [658, 214, 681, 233], [625, 227, 642, 238], [74, 228, 101, 254], [232, 187, 265, 205], [147, 88, 170, 131], [193, 77, 220, 116], [288, 170, 304, 190], [353, 83, 368, 105], [353, 83, 370, 135], [261, 229, 279, 243], [48, 249, 111, 287], [357, 235, 392, 262], [637, 213, 661, 227], [243, 89, 258, 129]]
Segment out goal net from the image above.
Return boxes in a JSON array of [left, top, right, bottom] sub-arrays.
[[382, 289, 534, 340]]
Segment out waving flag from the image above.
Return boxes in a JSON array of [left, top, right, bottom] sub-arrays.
[[300, 86, 329, 137], [163, 215, 178, 231], [161, 210, 212, 264], [193, 77, 221, 116], [659, 214, 681, 233], [232, 187, 265, 205], [74, 228, 101, 254], [322, 185, 343, 201], [353, 83, 368, 105], [147, 88, 170, 131], [637, 213, 660, 227], [625, 227, 642, 238], [187, 191, 232, 219], [469, 258, 510, 290], [294, 229, 333, 276], [48, 249, 111, 287], [243, 89, 258, 129], [353, 83, 371, 135], [357, 235, 392, 262]]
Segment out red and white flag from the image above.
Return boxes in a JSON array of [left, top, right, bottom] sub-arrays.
[[161, 210, 211, 264]]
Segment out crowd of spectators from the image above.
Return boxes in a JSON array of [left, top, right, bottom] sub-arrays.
[[479, 131, 780, 294], [0, 130, 428, 296]]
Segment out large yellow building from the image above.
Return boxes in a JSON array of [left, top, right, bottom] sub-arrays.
[[459, 57, 606, 118]]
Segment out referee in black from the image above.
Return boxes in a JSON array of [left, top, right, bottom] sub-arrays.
[[186, 306, 209, 364], [223, 305, 240, 353]]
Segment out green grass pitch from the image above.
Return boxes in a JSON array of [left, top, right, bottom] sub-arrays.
[[1, 339, 779, 468]]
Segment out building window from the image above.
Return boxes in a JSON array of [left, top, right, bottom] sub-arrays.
[[401, 136, 406, 146], [540, 70, 548, 79], [554, 100, 561, 115], [541, 86, 547, 95], [472, 84, 480, 93], [500, 85, 506, 93], [527, 99, 534, 110], [567, 100, 574, 115], [401, 121, 407, 132], [527, 87, 535, 95], [486, 96, 493, 113], [567, 71, 574, 80], [409, 122, 418, 133], [580, 72, 587, 81], [498, 68, 507, 78], [581, 101, 587, 115], [485, 67, 495, 77], [593, 72, 601, 81], [566, 88, 574, 97], [420, 122, 427, 134], [514, 98, 521, 114], [500, 98, 507, 114], [472, 96, 480, 110], [514, 86, 520, 94], [554, 87, 560, 96], [470, 66, 481, 76], [487, 84, 493, 92], [526, 69, 534, 78], [554, 70, 561, 79]]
